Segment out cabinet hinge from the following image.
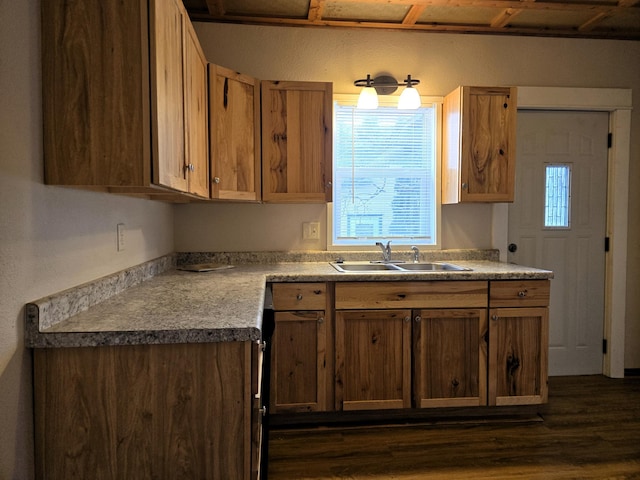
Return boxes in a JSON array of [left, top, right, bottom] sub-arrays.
[[603, 338, 608, 354], [605, 237, 610, 252], [607, 133, 613, 148]]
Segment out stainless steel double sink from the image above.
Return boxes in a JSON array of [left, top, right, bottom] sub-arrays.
[[329, 261, 471, 273]]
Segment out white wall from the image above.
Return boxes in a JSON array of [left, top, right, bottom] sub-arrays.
[[0, 1, 175, 477], [178, 22, 640, 366]]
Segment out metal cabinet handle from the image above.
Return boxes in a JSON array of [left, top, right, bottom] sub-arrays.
[[185, 163, 195, 172], [318, 317, 324, 324], [404, 316, 410, 323], [414, 315, 422, 323], [492, 315, 499, 321], [461, 182, 468, 190], [296, 294, 303, 300], [213, 177, 220, 184], [260, 406, 267, 417]]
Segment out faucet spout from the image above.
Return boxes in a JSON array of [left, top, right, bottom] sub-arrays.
[[375, 241, 392, 262], [411, 245, 420, 263]]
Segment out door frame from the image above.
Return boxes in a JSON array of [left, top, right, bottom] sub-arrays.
[[492, 86, 632, 378]]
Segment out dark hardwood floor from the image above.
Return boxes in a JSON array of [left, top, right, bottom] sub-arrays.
[[267, 376, 640, 479]]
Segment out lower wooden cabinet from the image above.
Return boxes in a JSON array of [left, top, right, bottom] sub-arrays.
[[270, 283, 332, 414], [33, 342, 261, 480], [270, 279, 549, 418], [271, 310, 328, 412], [335, 309, 412, 411], [413, 308, 488, 408], [488, 280, 550, 406]]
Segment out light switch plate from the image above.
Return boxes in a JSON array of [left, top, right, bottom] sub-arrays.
[[302, 222, 320, 240]]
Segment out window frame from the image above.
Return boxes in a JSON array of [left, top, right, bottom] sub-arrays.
[[327, 94, 443, 251]]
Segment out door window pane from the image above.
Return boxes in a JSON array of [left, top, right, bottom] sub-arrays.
[[544, 164, 571, 228]]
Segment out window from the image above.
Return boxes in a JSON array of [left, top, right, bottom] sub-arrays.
[[544, 164, 571, 228], [331, 97, 439, 248]]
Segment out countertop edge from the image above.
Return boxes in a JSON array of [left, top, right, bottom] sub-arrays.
[[25, 254, 552, 349]]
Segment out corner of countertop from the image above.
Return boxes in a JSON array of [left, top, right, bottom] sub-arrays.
[[25, 254, 176, 345]]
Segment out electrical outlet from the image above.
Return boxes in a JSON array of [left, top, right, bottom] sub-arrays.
[[303, 222, 320, 240], [117, 223, 125, 251]]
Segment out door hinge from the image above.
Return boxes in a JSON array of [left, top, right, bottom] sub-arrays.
[[605, 237, 610, 252], [603, 338, 608, 354], [607, 133, 613, 148]]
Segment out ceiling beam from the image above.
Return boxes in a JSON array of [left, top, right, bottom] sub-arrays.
[[490, 8, 524, 28], [317, 0, 638, 14], [403, 5, 427, 25], [308, 0, 326, 22]]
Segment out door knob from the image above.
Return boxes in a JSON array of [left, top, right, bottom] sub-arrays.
[[508, 243, 518, 253]]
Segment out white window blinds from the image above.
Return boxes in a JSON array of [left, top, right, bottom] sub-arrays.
[[332, 103, 437, 247]]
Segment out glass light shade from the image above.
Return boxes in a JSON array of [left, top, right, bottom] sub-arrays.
[[357, 86, 379, 109], [398, 86, 421, 109]]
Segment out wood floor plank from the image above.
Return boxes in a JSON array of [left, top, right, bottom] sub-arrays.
[[267, 375, 640, 479]]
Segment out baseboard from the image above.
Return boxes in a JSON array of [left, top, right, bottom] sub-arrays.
[[624, 368, 640, 377]]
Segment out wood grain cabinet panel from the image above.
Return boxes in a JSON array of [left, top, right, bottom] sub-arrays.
[[209, 65, 262, 201], [413, 308, 488, 408], [271, 311, 327, 413], [261, 81, 333, 203], [270, 283, 332, 414], [182, 17, 210, 197], [34, 342, 257, 480], [42, 0, 209, 199], [335, 309, 412, 411], [442, 86, 517, 203], [488, 280, 550, 406]]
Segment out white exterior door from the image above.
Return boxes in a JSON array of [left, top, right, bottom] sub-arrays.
[[508, 110, 608, 376]]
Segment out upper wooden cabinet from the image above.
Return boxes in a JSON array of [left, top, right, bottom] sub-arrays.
[[209, 65, 262, 201], [42, 0, 209, 199], [181, 18, 210, 198], [442, 86, 517, 204], [261, 81, 333, 203]]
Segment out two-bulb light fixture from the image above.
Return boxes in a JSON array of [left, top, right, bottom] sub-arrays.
[[354, 74, 421, 109]]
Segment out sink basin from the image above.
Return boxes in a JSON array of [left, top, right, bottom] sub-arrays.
[[396, 262, 471, 271], [330, 261, 471, 273], [330, 262, 403, 272]]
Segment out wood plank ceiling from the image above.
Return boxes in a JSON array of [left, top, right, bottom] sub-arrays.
[[183, 0, 640, 40]]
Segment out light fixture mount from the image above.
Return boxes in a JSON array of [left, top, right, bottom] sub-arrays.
[[354, 74, 421, 95]]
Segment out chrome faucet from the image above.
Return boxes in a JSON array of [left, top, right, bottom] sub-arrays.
[[411, 245, 420, 263], [375, 241, 392, 262]]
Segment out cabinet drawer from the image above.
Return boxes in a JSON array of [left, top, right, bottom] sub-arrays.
[[272, 283, 327, 310], [489, 280, 550, 307], [335, 281, 487, 309]]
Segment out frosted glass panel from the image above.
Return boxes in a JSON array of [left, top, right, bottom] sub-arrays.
[[544, 164, 571, 228]]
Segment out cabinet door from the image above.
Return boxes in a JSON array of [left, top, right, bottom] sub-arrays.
[[42, 0, 150, 187], [335, 309, 412, 411], [413, 309, 488, 408], [182, 19, 209, 198], [271, 311, 328, 413], [442, 86, 516, 203], [34, 342, 254, 479], [488, 307, 549, 406], [261, 81, 333, 203], [209, 65, 262, 201], [151, 0, 187, 192]]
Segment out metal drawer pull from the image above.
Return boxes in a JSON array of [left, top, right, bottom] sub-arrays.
[[296, 294, 303, 300], [518, 290, 528, 297], [414, 315, 422, 323]]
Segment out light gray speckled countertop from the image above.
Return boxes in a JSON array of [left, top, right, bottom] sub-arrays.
[[25, 251, 552, 349]]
